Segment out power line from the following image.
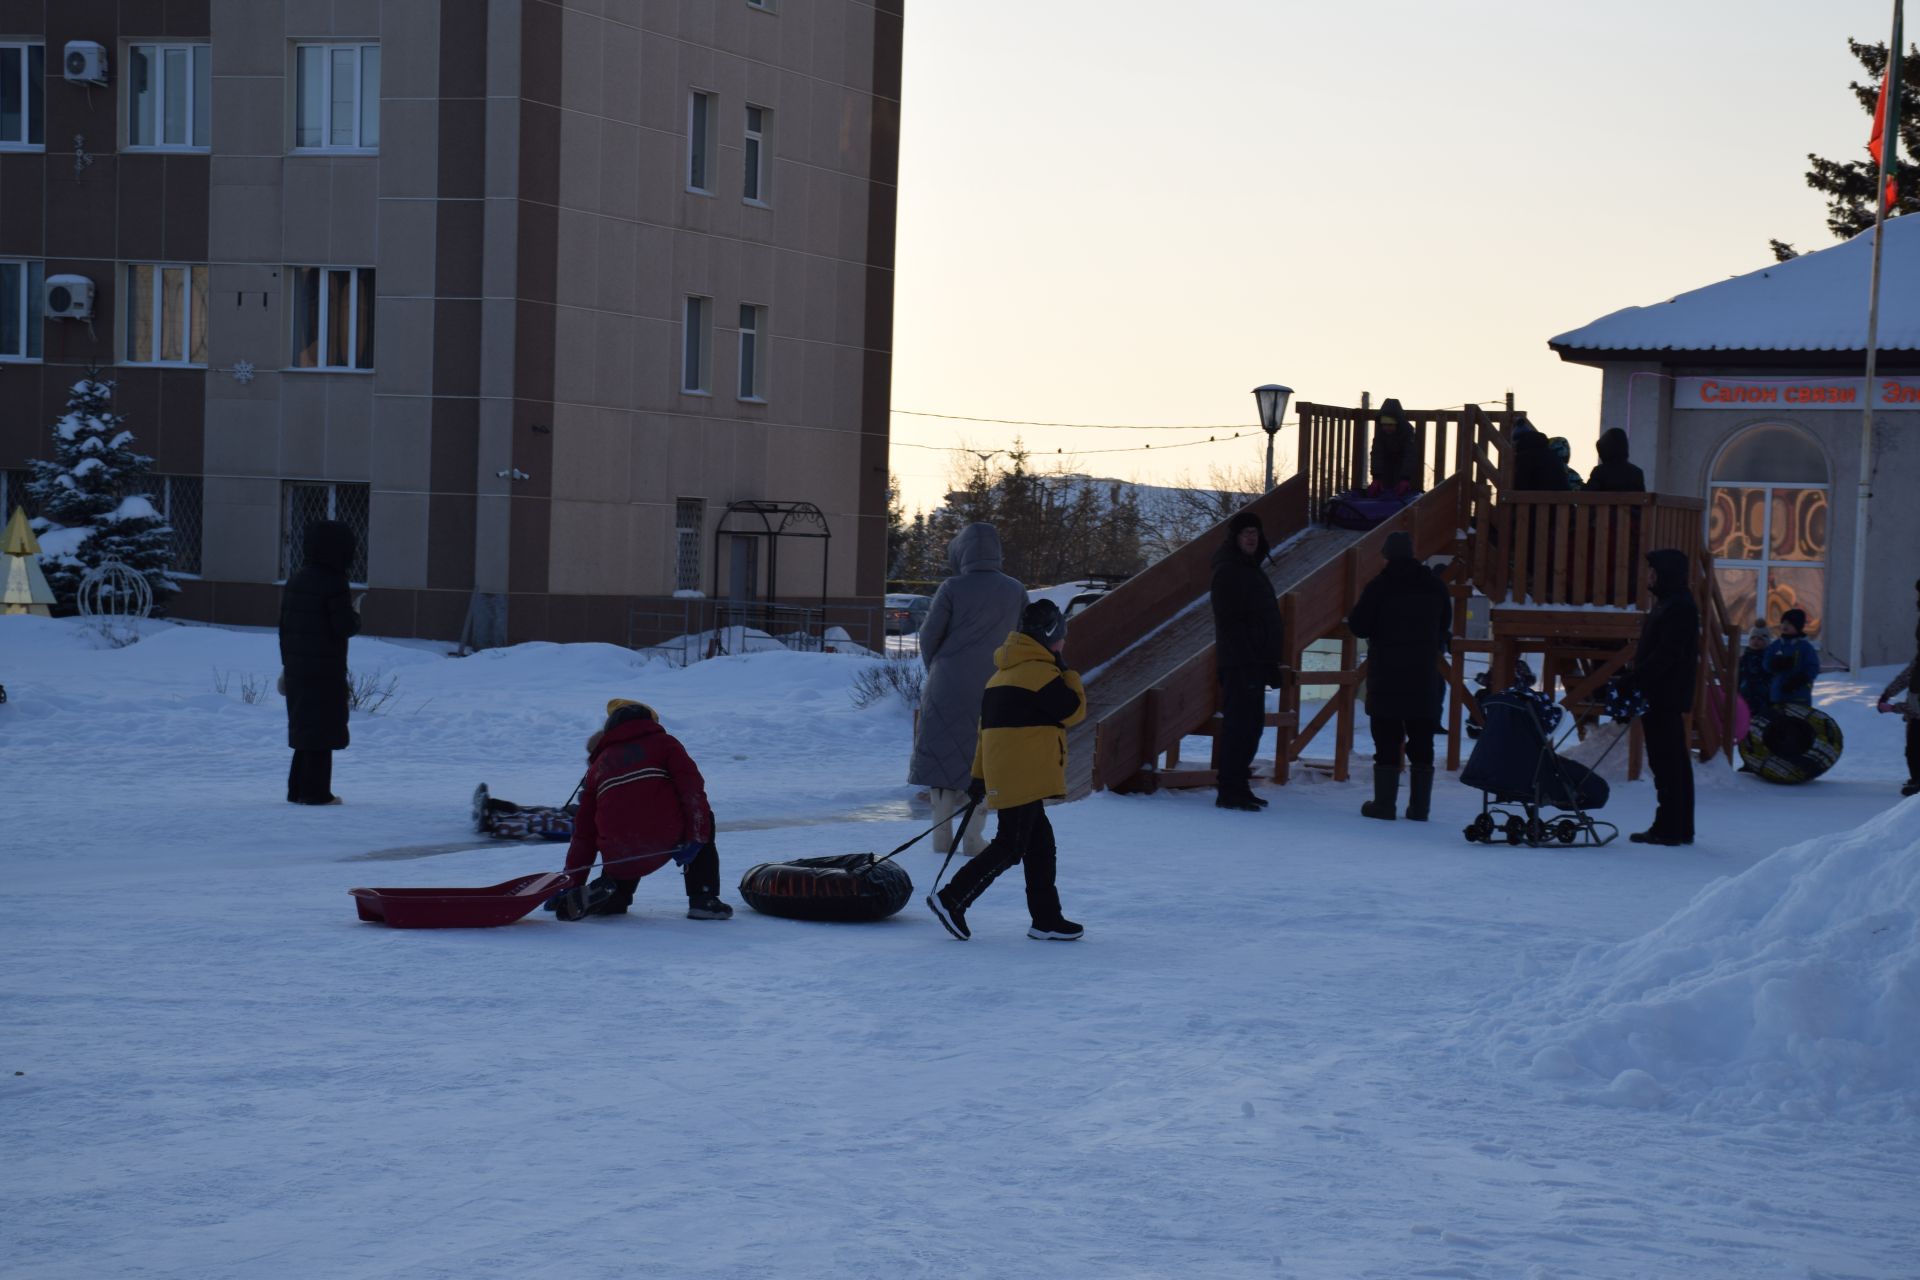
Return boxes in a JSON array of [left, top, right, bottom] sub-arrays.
[[892, 430, 1273, 459], [892, 408, 1250, 430]]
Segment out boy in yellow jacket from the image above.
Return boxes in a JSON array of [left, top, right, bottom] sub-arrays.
[[928, 599, 1088, 941]]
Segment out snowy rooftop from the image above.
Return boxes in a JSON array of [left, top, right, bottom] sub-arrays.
[[1550, 215, 1920, 357]]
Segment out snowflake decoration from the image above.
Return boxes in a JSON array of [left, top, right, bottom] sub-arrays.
[[229, 361, 256, 385]]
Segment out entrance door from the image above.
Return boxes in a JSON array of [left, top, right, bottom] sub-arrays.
[[727, 535, 759, 604], [1706, 423, 1829, 633]]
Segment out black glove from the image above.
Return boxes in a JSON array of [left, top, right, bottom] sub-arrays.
[[967, 777, 986, 803]]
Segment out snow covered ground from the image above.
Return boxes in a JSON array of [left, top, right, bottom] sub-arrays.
[[3, 615, 1917, 1279]]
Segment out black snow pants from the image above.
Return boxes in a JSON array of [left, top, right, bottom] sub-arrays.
[[287, 749, 334, 804], [1215, 668, 1266, 793], [1642, 709, 1694, 842], [1906, 718, 1919, 783], [940, 801, 1062, 926], [1369, 717, 1437, 770]]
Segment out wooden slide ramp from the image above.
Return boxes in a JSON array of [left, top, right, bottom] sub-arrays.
[[1063, 523, 1365, 800]]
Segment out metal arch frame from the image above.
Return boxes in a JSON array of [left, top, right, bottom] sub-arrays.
[[709, 499, 832, 608]]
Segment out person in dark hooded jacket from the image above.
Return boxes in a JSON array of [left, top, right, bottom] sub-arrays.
[[1549, 437, 1584, 491], [1627, 548, 1698, 845], [1366, 398, 1422, 496], [278, 520, 361, 804], [1584, 427, 1646, 493], [1347, 531, 1451, 821], [1510, 417, 1569, 492], [1209, 511, 1287, 810]]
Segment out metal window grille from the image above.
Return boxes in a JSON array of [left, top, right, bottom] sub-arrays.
[[1, 467, 35, 520], [675, 497, 705, 591], [125, 474, 203, 575], [282, 480, 370, 583]]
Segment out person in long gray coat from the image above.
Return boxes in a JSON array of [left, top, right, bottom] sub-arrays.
[[908, 523, 1027, 854]]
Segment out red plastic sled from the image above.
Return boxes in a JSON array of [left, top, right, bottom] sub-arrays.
[[349, 870, 572, 929]]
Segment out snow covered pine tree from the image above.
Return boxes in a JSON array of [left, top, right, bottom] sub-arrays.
[[26, 374, 176, 613]]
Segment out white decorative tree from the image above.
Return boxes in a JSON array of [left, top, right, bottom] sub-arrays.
[[26, 373, 176, 613]]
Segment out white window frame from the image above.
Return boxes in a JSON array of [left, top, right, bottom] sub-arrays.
[[288, 266, 376, 372], [126, 43, 210, 151], [737, 303, 767, 402], [0, 43, 43, 150], [686, 90, 714, 194], [0, 258, 43, 361], [682, 295, 711, 395], [124, 263, 209, 366], [743, 104, 769, 205], [293, 43, 380, 153]]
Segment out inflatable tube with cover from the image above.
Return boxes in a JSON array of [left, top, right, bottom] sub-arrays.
[[1739, 703, 1844, 785], [739, 853, 913, 922]]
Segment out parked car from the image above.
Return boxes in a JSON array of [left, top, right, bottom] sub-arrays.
[[884, 593, 932, 635]]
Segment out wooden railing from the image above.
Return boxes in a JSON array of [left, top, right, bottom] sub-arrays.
[[1296, 401, 1520, 524], [1476, 492, 1705, 608], [1066, 474, 1309, 676]]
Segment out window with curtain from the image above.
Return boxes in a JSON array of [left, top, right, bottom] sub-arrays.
[[294, 44, 379, 151], [1706, 423, 1830, 634], [124, 264, 209, 364], [289, 266, 376, 370]]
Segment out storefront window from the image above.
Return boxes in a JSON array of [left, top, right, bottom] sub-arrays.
[[1707, 424, 1828, 634]]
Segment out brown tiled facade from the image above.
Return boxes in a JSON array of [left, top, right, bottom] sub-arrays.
[[0, 0, 901, 645]]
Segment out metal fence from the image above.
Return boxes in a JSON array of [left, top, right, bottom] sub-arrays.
[[628, 599, 888, 665]]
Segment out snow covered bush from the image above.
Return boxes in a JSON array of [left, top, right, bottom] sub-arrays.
[[849, 658, 923, 710], [26, 375, 175, 614], [347, 667, 401, 714]]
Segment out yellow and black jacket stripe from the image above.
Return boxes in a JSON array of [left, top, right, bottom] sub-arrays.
[[971, 631, 1088, 810]]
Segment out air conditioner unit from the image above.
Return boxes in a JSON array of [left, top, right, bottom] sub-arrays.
[[63, 41, 108, 86], [45, 275, 95, 320]]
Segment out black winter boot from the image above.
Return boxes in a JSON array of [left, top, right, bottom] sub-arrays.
[[1405, 767, 1435, 822], [1360, 764, 1399, 821]]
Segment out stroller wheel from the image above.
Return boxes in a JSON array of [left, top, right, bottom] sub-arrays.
[[1503, 815, 1525, 845], [1465, 814, 1494, 843], [1525, 816, 1549, 846], [1554, 819, 1579, 844]]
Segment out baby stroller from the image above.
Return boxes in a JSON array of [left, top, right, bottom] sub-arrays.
[[1460, 688, 1620, 847]]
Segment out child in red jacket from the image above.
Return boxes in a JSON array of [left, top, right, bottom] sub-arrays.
[[552, 699, 733, 921]]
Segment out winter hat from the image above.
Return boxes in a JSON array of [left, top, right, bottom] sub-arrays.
[[1018, 598, 1068, 649], [1781, 608, 1808, 632], [1548, 436, 1572, 463], [1747, 624, 1771, 646], [1227, 510, 1263, 537], [604, 699, 659, 729], [1376, 398, 1407, 429], [1511, 414, 1540, 442], [1381, 531, 1415, 561]]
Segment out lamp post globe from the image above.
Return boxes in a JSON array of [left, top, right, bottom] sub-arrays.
[[1252, 384, 1293, 491]]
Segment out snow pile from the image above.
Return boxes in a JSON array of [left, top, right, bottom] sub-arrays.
[[1469, 797, 1920, 1120]]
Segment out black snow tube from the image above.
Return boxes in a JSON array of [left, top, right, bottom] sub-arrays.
[[1739, 703, 1844, 784], [738, 853, 914, 922]]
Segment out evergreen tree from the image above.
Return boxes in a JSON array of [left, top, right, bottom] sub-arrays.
[[1776, 38, 1918, 260], [27, 373, 176, 613], [884, 472, 909, 583]]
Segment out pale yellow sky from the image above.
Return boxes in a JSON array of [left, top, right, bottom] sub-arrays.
[[888, 0, 1901, 515]]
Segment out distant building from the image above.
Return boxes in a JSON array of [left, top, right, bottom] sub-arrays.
[[0, 1, 902, 645], [1550, 218, 1920, 667]]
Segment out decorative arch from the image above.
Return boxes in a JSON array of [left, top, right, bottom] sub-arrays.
[[1705, 422, 1830, 634]]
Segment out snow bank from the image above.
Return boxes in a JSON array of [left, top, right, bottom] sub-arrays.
[[1467, 797, 1920, 1120]]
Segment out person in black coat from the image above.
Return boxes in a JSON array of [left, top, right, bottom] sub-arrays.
[[1347, 531, 1452, 821], [1209, 511, 1287, 811], [1366, 398, 1422, 497], [1585, 427, 1646, 493], [1510, 417, 1569, 492], [279, 520, 362, 804], [1627, 547, 1698, 845]]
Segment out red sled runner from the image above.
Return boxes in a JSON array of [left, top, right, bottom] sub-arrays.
[[349, 871, 573, 929]]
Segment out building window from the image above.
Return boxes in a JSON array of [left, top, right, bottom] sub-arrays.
[[675, 497, 705, 592], [687, 90, 713, 193], [282, 480, 370, 583], [0, 43, 43, 148], [1707, 423, 1830, 635], [743, 104, 769, 203], [126, 474, 204, 575], [737, 304, 766, 401], [0, 259, 43, 360], [682, 295, 711, 394], [128, 44, 210, 150], [290, 266, 375, 371], [125, 264, 210, 365], [747, 0, 774, 10], [295, 43, 380, 151], [1, 467, 35, 520]]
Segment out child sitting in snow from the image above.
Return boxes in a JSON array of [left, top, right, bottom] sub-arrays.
[[549, 698, 734, 922]]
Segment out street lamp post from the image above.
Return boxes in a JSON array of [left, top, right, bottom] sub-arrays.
[[1252, 384, 1294, 491]]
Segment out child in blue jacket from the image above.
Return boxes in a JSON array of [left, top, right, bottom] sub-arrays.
[[1763, 609, 1820, 706]]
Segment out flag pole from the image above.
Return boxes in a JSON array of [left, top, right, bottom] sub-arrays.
[[1851, 0, 1903, 674]]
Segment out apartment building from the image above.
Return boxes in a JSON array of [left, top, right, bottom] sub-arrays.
[[0, 0, 902, 644]]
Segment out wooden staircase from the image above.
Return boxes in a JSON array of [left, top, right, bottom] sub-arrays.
[[1060, 403, 1739, 798]]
